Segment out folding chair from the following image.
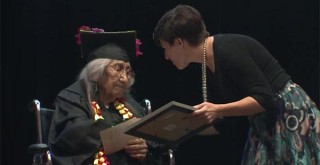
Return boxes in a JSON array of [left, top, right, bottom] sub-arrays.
[[28, 99, 54, 165]]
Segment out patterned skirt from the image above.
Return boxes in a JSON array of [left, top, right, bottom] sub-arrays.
[[242, 80, 320, 165]]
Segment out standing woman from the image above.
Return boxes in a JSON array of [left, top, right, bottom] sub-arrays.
[[49, 27, 164, 165], [153, 4, 320, 165]]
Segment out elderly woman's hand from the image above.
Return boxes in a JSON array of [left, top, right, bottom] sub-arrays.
[[125, 138, 148, 161]]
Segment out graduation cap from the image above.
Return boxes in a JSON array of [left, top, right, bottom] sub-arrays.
[[79, 30, 137, 62]]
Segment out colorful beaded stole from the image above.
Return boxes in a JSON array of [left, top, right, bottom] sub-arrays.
[[91, 98, 135, 165]]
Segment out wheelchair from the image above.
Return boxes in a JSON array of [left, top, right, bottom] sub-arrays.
[[28, 99, 175, 165], [28, 99, 54, 165]]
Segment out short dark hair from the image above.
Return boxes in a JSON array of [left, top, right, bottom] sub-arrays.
[[153, 4, 209, 47]]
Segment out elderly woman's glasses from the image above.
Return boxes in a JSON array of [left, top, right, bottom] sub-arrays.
[[108, 63, 135, 79]]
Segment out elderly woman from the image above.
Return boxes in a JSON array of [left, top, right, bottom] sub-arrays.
[[48, 28, 164, 165]]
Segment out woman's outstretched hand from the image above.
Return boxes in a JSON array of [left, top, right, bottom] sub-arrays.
[[192, 102, 221, 124]]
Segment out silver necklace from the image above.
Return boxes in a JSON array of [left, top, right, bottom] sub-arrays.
[[202, 38, 208, 102]]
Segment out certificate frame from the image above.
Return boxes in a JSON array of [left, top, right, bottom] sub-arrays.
[[100, 118, 139, 155], [124, 101, 217, 145]]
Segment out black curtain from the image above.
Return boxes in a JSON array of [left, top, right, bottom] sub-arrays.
[[1, 0, 319, 164]]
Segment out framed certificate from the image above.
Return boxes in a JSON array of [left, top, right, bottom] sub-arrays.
[[100, 118, 139, 155], [124, 101, 218, 145]]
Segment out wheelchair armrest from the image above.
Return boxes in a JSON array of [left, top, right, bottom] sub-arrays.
[[27, 143, 49, 154]]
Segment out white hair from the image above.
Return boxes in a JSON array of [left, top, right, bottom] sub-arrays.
[[78, 58, 135, 104]]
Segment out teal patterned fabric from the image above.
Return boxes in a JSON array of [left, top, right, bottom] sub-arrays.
[[242, 81, 320, 165]]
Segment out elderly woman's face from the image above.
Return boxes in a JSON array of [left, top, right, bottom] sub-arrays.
[[98, 60, 133, 99]]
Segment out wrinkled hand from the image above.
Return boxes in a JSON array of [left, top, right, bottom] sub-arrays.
[[125, 138, 148, 160], [192, 102, 221, 124]]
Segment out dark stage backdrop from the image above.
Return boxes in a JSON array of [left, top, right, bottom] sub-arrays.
[[1, 0, 319, 164]]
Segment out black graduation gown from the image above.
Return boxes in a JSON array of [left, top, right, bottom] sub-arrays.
[[48, 80, 164, 165]]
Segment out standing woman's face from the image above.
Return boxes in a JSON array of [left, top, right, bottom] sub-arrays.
[[160, 39, 189, 70], [97, 60, 133, 100]]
